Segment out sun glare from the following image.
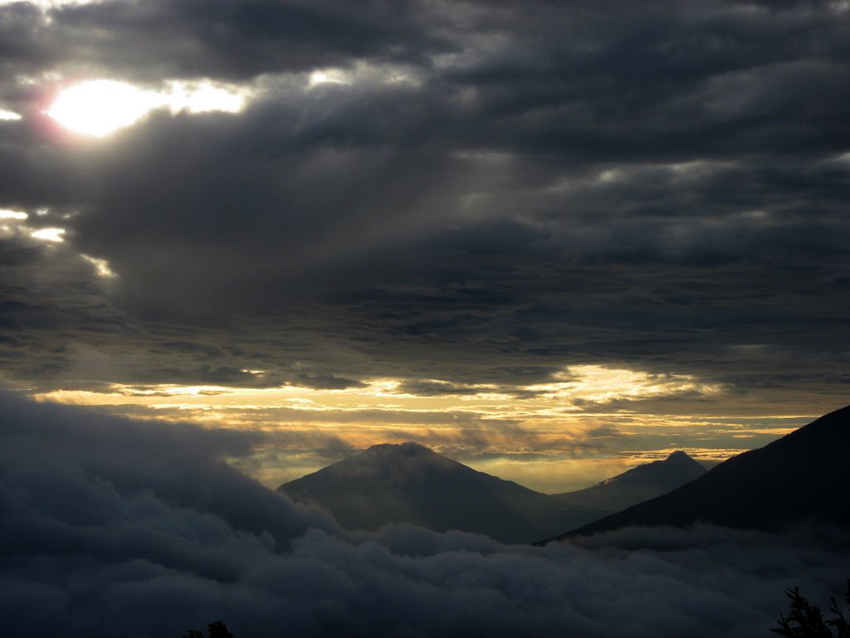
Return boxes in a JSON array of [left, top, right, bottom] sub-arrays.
[[47, 80, 159, 137], [47, 79, 248, 137]]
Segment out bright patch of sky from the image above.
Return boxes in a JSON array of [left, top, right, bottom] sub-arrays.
[[34, 365, 726, 416], [307, 64, 422, 89], [0, 209, 27, 220], [47, 79, 248, 137], [31, 366, 800, 492], [309, 70, 350, 87], [30, 227, 66, 242], [81, 254, 117, 278], [525, 365, 724, 405], [0, 0, 100, 6]]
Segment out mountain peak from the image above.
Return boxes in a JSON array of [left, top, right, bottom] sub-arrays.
[[553, 450, 707, 513], [559, 403, 850, 538], [659, 450, 706, 470], [365, 441, 434, 456], [307, 441, 456, 487], [279, 441, 606, 543]]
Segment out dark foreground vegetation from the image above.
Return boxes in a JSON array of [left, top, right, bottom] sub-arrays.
[[184, 621, 234, 638], [773, 580, 850, 637], [182, 579, 850, 638]]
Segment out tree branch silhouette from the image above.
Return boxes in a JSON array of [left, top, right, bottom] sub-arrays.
[[182, 620, 234, 638], [773, 580, 850, 638]]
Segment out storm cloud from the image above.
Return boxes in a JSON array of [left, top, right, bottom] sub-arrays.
[[0, 0, 849, 481]]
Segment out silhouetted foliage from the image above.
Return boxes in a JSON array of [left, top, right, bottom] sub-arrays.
[[208, 621, 234, 638], [183, 620, 234, 638], [773, 580, 850, 637]]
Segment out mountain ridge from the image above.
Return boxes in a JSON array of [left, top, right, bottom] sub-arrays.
[[278, 442, 608, 544], [552, 450, 707, 512], [549, 404, 850, 541]]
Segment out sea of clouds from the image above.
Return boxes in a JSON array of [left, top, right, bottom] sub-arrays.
[[1, 390, 847, 638]]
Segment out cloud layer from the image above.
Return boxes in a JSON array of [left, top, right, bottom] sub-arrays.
[[2, 393, 849, 637]]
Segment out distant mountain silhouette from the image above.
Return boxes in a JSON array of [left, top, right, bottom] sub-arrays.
[[553, 451, 707, 513], [278, 442, 607, 544], [549, 404, 850, 541]]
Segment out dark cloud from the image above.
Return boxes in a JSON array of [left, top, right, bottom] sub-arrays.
[[396, 379, 501, 396], [0, 0, 451, 89], [2, 392, 849, 637], [0, 0, 848, 414]]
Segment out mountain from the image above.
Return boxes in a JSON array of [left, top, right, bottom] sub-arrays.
[[552, 451, 707, 513], [549, 404, 850, 541], [278, 442, 608, 544]]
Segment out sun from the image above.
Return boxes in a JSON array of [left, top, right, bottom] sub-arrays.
[[46, 79, 248, 137], [47, 80, 161, 137]]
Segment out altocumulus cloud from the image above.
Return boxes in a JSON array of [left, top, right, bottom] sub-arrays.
[[2, 391, 848, 638]]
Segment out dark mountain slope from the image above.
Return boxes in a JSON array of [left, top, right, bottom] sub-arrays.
[[553, 404, 850, 540], [553, 451, 707, 512], [279, 442, 607, 544]]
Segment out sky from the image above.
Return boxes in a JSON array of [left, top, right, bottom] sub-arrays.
[[0, 0, 849, 492]]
